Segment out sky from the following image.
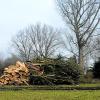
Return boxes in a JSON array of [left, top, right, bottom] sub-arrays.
[[0, 0, 65, 58]]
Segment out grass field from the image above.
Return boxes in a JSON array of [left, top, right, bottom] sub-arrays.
[[1, 84, 100, 90], [0, 90, 100, 100]]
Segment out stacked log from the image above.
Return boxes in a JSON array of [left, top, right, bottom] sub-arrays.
[[0, 61, 29, 85], [27, 63, 44, 76], [0, 61, 44, 85]]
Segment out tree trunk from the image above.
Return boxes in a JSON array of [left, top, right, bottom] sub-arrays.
[[79, 48, 84, 73]]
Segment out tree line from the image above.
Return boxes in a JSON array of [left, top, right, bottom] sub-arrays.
[[11, 0, 100, 73], [0, 0, 100, 76], [0, 0, 99, 85]]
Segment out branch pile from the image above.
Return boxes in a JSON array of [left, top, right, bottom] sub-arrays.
[[0, 61, 29, 85]]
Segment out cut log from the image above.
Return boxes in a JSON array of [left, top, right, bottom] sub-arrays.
[[0, 61, 44, 85]]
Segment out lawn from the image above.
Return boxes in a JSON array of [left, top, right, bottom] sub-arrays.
[[1, 84, 100, 90], [0, 90, 100, 100]]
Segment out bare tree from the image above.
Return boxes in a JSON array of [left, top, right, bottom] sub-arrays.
[[28, 24, 60, 59], [3, 54, 21, 67], [12, 24, 60, 61], [12, 30, 33, 61], [0, 53, 4, 68], [90, 36, 100, 61], [57, 0, 100, 71]]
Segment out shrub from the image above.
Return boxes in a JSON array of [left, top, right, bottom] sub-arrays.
[[53, 61, 81, 85], [81, 70, 93, 83], [93, 60, 100, 79], [29, 75, 53, 85], [29, 56, 81, 85]]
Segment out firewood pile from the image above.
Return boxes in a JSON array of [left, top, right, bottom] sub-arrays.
[[0, 61, 44, 85]]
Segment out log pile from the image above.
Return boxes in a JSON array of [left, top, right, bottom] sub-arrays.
[[0, 61, 29, 85]]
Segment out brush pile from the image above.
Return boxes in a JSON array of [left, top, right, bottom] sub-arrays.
[[0, 61, 29, 85]]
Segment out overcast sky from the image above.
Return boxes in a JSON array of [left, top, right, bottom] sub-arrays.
[[0, 0, 65, 58]]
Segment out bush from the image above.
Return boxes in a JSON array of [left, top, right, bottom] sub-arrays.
[[29, 56, 81, 85], [81, 70, 93, 83], [53, 61, 81, 85], [93, 60, 100, 79], [29, 75, 53, 85]]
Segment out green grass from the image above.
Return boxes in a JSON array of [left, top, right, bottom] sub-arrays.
[[77, 83, 100, 87], [0, 90, 100, 100], [0, 83, 100, 90], [0, 84, 100, 100], [2, 83, 100, 87], [0, 84, 100, 90]]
